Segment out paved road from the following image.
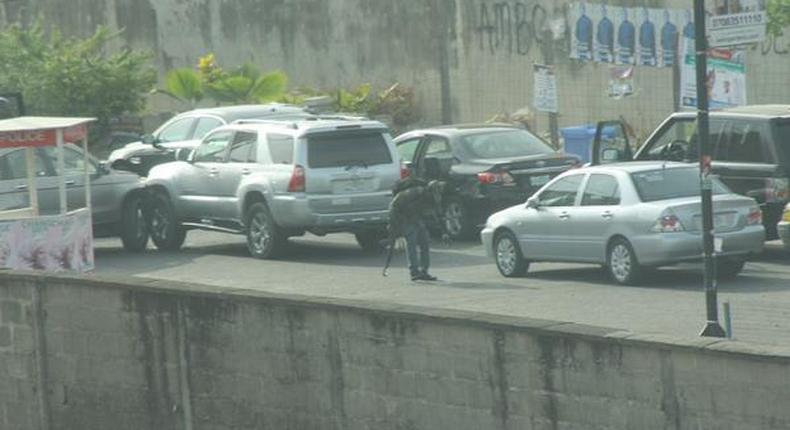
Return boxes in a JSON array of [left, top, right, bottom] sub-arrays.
[[94, 231, 790, 347]]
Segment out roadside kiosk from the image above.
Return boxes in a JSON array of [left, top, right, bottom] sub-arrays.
[[0, 117, 96, 272]]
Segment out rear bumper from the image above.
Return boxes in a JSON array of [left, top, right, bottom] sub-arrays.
[[632, 226, 765, 266], [269, 194, 388, 230]]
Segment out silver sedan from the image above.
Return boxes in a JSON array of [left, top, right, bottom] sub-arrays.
[[481, 162, 765, 285]]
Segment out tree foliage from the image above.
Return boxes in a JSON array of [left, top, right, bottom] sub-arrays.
[[767, 0, 790, 37], [0, 23, 157, 139]]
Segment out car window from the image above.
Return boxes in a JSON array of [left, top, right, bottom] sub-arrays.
[[460, 129, 555, 159], [642, 118, 727, 162], [396, 138, 421, 163], [267, 134, 294, 164], [228, 131, 257, 163], [43, 147, 96, 175], [424, 137, 452, 158], [157, 118, 195, 143], [0, 149, 49, 179], [538, 174, 584, 207], [192, 117, 224, 140], [307, 131, 392, 168], [777, 121, 790, 163], [193, 131, 233, 163], [581, 174, 621, 206], [715, 121, 771, 163], [631, 167, 729, 202]]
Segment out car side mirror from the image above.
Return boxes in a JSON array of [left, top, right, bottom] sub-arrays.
[[110, 158, 135, 172], [601, 148, 621, 162], [97, 161, 111, 175], [526, 197, 540, 209], [175, 148, 194, 162]]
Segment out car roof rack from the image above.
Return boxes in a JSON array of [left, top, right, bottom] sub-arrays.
[[434, 122, 520, 130], [231, 119, 299, 129]]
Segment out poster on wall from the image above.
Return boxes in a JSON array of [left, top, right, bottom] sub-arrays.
[[533, 64, 559, 113], [0, 208, 94, 272], [680, 41, 747, 109], [571, 2, 692, 68]]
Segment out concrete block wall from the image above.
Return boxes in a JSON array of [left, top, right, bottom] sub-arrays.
[[2, 272, 790, 429], [2, 0, 788, 139]]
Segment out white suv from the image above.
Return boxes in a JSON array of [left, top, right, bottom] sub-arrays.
[[143, 118, 405, 258]]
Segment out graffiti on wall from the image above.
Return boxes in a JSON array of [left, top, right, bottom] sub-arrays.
[[475, 1, 550, 56]]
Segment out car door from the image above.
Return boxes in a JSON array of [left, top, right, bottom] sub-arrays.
[[591, 121, 635, 165], [214, 130, 258, 221], [518, 174, 586, 260], [413, 135, 455, 181], [181, 130, 233, 218], [572, 174, 623, 262], [395, 135, 423, 172]]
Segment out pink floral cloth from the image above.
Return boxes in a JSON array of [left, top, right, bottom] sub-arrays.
[[0, 209, 94, 272]]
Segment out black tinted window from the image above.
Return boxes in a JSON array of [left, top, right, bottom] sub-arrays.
[[461, 129, 555, 159], [307, 131, 392, 168], [268, 134, 294, 164], [631, 167, 728, 202], [581, 174, 621, 206], [716, 121, 770, 163]]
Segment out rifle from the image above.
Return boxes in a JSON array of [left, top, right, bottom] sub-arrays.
[[382, 238, 395, 277]]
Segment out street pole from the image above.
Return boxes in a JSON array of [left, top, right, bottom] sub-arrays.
[[695, 0, 726, 338]]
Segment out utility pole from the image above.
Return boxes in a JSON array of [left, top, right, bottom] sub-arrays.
[[695, 0, 726, 338]]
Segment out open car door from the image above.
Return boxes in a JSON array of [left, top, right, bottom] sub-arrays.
[[591, 120, 636, 165]]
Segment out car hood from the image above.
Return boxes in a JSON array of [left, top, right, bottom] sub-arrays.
[[107, 140, 200, 161], [485, 203, 526, 228]]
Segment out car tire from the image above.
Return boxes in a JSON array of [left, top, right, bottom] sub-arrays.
[[245, 202, 286, 259], [120, 194, 149, 252], [148, 191, 187, 251], [494, 231, 529, 277], [607, 237, 642, 285], [716, 257, 746, 280], [443, 198, 474, 240], [355, 229, 388, 253]]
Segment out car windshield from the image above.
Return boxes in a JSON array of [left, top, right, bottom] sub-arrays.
[[631, 167, 729, 202], [460, 129, 555, 159], [307, 131, 392, 168]]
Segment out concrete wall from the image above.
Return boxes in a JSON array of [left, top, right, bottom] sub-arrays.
[[1, 0, 788, 138], [2, 271, 790, 430]]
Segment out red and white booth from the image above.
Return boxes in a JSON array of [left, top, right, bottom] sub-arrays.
[[0, 117, 96, 272]]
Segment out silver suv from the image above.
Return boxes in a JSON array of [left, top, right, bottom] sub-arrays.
[[143, 118, 404, 258]]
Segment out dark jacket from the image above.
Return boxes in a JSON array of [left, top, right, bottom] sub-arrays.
[[388, 178, 442, 238]]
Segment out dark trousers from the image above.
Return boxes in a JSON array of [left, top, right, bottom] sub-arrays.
[[404, 221, 430, 276]]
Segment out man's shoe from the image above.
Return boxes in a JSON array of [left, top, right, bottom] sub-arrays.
[[411, 273, 422, 281], [418, 272, 438, 281]]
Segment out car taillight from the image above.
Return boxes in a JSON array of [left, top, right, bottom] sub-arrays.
[[765, 177, 790, 203], [477, 171, 515, 185], [747, 206, 763, 225], [400, 165, 411, 179], [287, 165, 305, 192], [652, 214, 684, 233]]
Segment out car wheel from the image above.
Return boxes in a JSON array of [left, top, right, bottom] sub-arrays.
[[716, 257, 746, 280], [246, 202, 286, 259], [355, 229, 388, 253], [120, 194, 149, 252], [494, 231, 529, 277], [443, 198, 474, 240], [148, 192, 187, 251], [607, 238, 642, 285]]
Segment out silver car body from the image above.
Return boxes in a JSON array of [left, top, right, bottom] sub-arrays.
[[481, 162, 765, 267], [0, 144, 144, 234], [145, 119, 400, 233]]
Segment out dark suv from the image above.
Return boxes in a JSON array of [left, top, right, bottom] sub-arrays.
[[593, 105, 790, 240], [395, 124, 581, 239], [108, 104, 312, 176]]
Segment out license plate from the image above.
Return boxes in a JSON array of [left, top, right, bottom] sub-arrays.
[[694, 213, 736, 231], [530, 175, 550, 187], [332, 179, 375, 194]]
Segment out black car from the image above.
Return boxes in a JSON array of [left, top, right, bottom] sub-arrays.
[[395, 124, 581, 239], [107, 103, 313, 176], [593, 104, 790, 241]]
